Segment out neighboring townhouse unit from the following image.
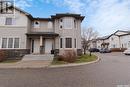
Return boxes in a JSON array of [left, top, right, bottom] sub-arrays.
[[90, 35, 110, 49], [89, 30, 130, 51], [97, 35, 110, 49], [0, 7, 84, 57], [115, 30, 130, 49]]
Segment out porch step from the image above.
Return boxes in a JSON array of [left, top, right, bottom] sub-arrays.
[[22, 54, 54, 61]]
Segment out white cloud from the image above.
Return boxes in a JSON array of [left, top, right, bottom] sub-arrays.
[[87, 0, 130, 35], [63, 0, 85, 13], [15, 0, 33, 9]]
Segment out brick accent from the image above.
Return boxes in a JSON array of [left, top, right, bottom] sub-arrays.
[[0, 49, 30, 59]]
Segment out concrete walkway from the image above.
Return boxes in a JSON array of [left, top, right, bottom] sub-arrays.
[[22, 54, 54, 61], [0, 54, 54, 68], [0, 60, 52, 68]]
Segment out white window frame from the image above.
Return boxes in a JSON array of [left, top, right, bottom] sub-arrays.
[[0, 37, 20, 49], [59, 18, 63, 29], [14, 38, 20, 48], [65, 37, 72, 48], [8, 38, 13, 48], [1, 38, 8, 48], [5, 18, 13, 25], [33, 21, 40, 28]]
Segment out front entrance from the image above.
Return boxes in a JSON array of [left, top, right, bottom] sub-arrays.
[[45, 39, 53, 54], [31, 38, 53, 54], [33, 39, 40, 54]]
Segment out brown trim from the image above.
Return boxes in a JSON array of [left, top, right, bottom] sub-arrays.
[[26, 32, 59, 37], [51, 13, 85, 21], [33, 18, 52, 21]]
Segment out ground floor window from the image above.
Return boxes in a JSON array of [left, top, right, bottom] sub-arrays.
[[14, 38, 19, 48], [60, 38, 63, 48], [8, 38, 13, 48], [65, 38, 72, 48], [112, 44, 116, 48], [122, 44, 123, 48], [2, 38, 7, 48], [74, 38, 76, 48], [1, 38, 19, 48], [128, 41, 130, 48]]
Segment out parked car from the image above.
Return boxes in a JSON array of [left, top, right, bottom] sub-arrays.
[[123, 48, 130, 55], [89, 48, 99, 52], [100, 48, 111, 53]]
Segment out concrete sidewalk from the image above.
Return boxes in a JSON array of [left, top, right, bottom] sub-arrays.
[[0, 60, 52, 68]]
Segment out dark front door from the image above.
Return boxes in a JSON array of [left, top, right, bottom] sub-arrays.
[[31, 40, 34, 53]]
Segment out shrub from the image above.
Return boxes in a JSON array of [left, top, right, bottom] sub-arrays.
[[57, 55, 64, 61], [57, 50, 77, 63], [0, 50, 7, 62]]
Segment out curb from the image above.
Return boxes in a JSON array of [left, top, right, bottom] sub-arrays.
[[0, 55, 100, 69], [49, 56, 101, 68]]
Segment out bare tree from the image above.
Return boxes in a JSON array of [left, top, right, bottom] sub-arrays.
[[82, 27, 98, 54]]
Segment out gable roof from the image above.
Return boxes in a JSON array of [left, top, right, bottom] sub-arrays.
[[7, 6, 33, 19], [97, 34, 112, 40], [33, 17, 52, 21], [113, 30, 130, 36], [5, 6, 85, 21]]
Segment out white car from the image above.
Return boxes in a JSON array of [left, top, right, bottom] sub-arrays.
[[123, 48, 130, 55]]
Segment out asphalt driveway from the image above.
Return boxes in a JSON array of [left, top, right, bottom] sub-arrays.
[[0, 52, 130, 87]]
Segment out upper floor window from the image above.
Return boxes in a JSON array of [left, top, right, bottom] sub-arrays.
[[34, 21, 40, 28], [74, 20, 76, 28], [59, 19, 63, 29], [63, 18, 73, 29], [48, 22, 52, 29], [60, 19, 63, 22], [5, 18, 12, 25], [111, 37, 114, 41]]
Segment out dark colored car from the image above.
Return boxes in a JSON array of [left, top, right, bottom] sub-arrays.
[[100, 48, 111, 53], [89, 48, 99, 52]]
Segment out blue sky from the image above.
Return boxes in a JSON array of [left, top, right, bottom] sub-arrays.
[[15, 0, 130, 36]]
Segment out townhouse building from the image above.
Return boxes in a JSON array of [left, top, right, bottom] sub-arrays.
[[0, 6, 84, 58], [90, 30, 130, 51]]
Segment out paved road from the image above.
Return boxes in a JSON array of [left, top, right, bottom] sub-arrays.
[[0, 52, 130, 87]]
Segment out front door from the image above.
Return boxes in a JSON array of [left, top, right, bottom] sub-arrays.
[[45, 39, 52, 54], [33, 39, 40, 54]]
